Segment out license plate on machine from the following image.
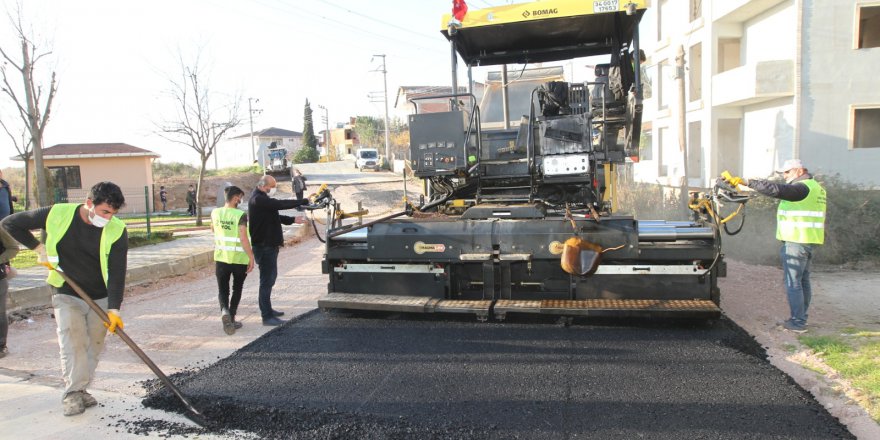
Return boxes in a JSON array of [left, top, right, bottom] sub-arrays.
[[594, 0, 619, 13]]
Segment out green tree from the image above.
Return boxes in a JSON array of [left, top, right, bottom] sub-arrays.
[[353, 116, 383, 148], [294, 99, 320, 163]]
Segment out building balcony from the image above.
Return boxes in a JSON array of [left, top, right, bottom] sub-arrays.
[[713, 0, 789, 23], [712, 59, 794, 107]]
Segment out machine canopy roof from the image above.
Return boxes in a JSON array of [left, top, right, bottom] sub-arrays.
[[441, 0, 648, 66]]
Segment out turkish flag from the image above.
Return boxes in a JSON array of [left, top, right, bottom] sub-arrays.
[[453, 0, 468, 22]]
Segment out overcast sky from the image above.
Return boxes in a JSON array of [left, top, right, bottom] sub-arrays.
[[0, 0, 654, 168]]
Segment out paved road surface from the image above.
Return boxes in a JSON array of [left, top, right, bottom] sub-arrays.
[[145, 312, 853, 439]]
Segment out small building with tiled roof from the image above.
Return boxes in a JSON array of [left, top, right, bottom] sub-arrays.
[[20, 143, 159, 213], [220, 127, 303, 169]]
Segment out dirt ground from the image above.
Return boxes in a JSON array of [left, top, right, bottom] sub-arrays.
[[720, 260, 880, 438], [3, 176, 879, 438]]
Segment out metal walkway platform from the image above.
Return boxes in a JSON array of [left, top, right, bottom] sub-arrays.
[[318, 293, 720, 321]]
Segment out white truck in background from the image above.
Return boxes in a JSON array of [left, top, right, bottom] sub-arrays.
[[355, 148, 380, 171]]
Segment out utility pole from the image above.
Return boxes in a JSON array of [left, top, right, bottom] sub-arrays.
[[674, 45, 690, 212], [248, 97, 262, 164], [373, 54, 391, 165], [318, 104, 333, 161]]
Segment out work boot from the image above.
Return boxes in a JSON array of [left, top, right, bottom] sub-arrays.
[[782, 321, 807, 333], [229, 314, 243, 329], [271, 310, 285, 317], [221, 310, 235, 335], [62, 392, 85, 416], [0, 346, 8, 359], [262, 317, 286, 326], [81, 391, 98, 408]]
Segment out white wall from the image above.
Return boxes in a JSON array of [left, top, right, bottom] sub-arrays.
[[799, 0, 880, 186], [743, 1, 796, 64], [742, 97, 795, 178]]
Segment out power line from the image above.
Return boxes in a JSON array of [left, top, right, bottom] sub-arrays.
[[314, 0, 438, 42], [262, 0, 444, 55]]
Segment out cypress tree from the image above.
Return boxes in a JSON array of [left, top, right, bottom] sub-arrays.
[[294, 99, 320, 163]]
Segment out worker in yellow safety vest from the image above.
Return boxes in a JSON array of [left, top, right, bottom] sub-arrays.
[[0, 182, 128, 416], [211, 185, 254, 335], [722, 159, 826, 333]]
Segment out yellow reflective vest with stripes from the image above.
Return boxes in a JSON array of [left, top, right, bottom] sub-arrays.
[[45, 203, 126, 287], [212, 207, 249, 265], [776, 179, 826, 245]]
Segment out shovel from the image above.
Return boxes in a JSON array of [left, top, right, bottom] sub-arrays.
[[44, 263, 211, 428]]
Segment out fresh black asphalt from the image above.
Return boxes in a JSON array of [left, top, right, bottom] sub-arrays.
[[142, 311, 854, 439]]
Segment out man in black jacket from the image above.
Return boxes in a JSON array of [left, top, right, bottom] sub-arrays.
[[248, 175, 308, 326]]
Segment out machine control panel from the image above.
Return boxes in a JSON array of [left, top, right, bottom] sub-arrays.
[[409, 111, 468, 177], [542, 154, 590, 176]]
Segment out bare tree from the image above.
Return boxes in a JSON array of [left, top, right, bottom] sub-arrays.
[[0, 116, 31, 207], [157, 51, 241, 226], [0, 3, 57, 207]]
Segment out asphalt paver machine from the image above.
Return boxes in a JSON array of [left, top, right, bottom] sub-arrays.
[[319, 0, 731, 321]]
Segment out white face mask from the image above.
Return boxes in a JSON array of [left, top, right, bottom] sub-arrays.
[[89, 206, 110, 228], [267, 187, 277, 196]]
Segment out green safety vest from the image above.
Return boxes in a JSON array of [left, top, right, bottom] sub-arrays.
[[212, 207, 249, 265], [45, 203, 126, 287], [776, 179, 826, 244]]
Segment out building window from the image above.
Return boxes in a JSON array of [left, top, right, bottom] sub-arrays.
[[853, 107, 880, 149], [857, 6, 880, 49], [658, 60, 671, 110], [717, 38, 742, 73], [687, 121, 702, 178], [689, 0, 702, 22], [659, 127, 677, 177], [639, 128, 653, 161], [717, 118, 743, 176], [658, 0, 671, 41], [689, 43, 702, 102], [48, 166, 82, 190]]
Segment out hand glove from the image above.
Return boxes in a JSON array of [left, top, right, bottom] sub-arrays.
[[721, 170, 743, 187], [34, 244, 51, 269], [104, 309, 124, 333]]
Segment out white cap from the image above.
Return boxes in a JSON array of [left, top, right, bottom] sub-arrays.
[[776, 159, 804, 173]]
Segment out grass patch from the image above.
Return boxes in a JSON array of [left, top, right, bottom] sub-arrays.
[[783, 343, 799, 354], [799, 334, 880, 421], [800, 335, 853, 355], [9, 249, 37, 269], [152, 162, 261, 180], [9, 231, 178, 269], [128, 231, 175, 247], [119, 213, 192, 223], [128, 225, 196, 234]]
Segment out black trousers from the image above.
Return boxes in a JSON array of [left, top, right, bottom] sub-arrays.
[[216, 261, 248, 317]]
